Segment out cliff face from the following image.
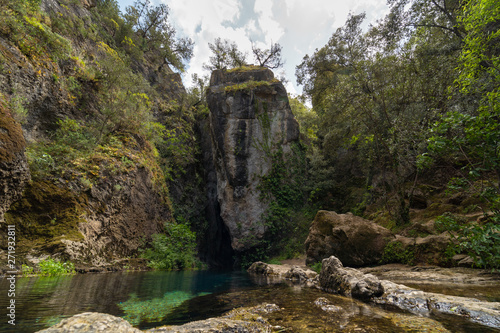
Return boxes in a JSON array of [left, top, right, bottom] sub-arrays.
[[206, 67, 300, 253], [0, 98, 30, 223], [0, 0, 184, 265]]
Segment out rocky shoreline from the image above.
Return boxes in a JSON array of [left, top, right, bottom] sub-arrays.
[[246, 257, 500, 329], [37, 257, 500, 332]]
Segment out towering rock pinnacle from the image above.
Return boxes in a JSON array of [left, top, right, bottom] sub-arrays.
[[206, 67, 300, 252]]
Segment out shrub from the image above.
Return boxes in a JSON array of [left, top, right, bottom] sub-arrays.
[[37, 258, 75, 276], [380, 241, 414, 265], [21, 264, 34, 275], [141, 223, 198, 270], [436, 213, 500, 270], [311, 261, 322, 273]]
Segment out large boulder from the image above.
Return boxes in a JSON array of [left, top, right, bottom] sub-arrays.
[[319, 256, 384, 300], [206, 67, 300, 251], [305, 211, 394, 266]]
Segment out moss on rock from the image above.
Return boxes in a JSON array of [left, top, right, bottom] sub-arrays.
[[0, 96, 26, 163], [6, 180, 86, 254]]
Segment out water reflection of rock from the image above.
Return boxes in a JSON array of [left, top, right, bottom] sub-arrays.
[[18, 273, 146, 318]]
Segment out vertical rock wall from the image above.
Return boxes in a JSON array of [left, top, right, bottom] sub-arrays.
[[0, 99, 30, 222], [206, 67, 300, 252]]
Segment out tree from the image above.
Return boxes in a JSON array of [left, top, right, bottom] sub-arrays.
[[203, 38, 247, 71], [425, 0, 500, 201], [251, 41, 284, 69], [187, 73, 209, 107], [124, 0, 193, 72], [296, 11, 461, 223], [385, 0, 465, 42]]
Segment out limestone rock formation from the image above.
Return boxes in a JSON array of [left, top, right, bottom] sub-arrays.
[[319, 256, 384, 300], [305, 210, 394, 266], [0, 100, 30, 223], [206, 67, 300, 252], [374, 280, 500, 329], [37, 312, 141, 333], [247, 261, 318, 284], [37, 305, 280, 333]]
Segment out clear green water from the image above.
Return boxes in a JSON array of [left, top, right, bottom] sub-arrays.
[[0, 270, 253, 332], [0, 271, 499, 332]]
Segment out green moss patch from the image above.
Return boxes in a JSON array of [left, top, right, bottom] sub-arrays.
[[227, 65, 265, 73], [6, 180, 86, 252], [224, 80, 271, 93]]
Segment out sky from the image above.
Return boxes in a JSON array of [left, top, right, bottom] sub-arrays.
[[116, 0, 390, 95]]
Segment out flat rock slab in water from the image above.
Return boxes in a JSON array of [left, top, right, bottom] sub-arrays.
[[360, 264, 500, 285], [375, 280, 500, 329], [147, 303, 278, 332], [248, 258, 500, 330], [36, 312, 142, 333], [37, 305, 279, 333]]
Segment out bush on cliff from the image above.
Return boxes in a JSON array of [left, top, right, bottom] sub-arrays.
[[140, 223, 198, 270]]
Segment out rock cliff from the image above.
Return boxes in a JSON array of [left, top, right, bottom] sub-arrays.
[[206, 67, 300, 253], [0, 98, 30, 222], [0, 0, 184, 265]]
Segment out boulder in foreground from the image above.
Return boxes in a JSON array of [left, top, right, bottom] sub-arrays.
[[319, 256, 384, 300]]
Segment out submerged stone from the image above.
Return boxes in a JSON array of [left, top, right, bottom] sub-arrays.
[[37, 312, 141, 333]]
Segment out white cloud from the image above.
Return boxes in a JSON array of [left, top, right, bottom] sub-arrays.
[[151, 0, 389, 93], [254, 0, 285, 46]]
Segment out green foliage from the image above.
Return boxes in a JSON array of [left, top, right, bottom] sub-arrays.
[[21, 264, 34, 275], [241, 142, 311, 264], [123, 0, 193, 72], [296, 3, 463, 219], [0, 0, 72, 61], [265, 258, 282, 265], [436, 213, 500, 269], [380, 241, 415, 265], [93, 42, 157, 143], [8, 95, 28, 124], [224, 80, 270, 93], [457, 0, 499, 101], [140, 223, 198, 270], [259, 145, 308, 238], [435, 212, 468, 233], [118, 291, 197, 325], [310, 261, 322, 274], [418, 2, 500, 266], [289, 95, 317, 144], [203, 37, 247, 70], [37, 258, 76, 276], [239, 246, 272, 269], [26, 117, 93, 180]]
